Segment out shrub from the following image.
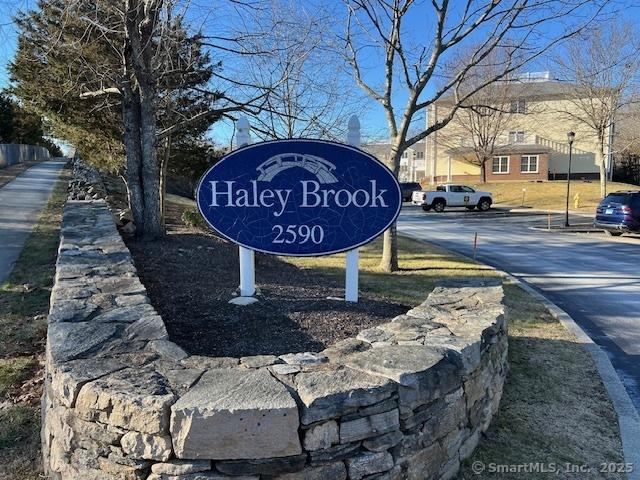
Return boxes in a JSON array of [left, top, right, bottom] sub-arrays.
[[181, 208, 207, 229]]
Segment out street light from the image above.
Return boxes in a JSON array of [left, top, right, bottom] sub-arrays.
[[565, 131, 575, 227]]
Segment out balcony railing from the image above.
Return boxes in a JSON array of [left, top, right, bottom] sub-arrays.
[[534, 135, 591, 155]]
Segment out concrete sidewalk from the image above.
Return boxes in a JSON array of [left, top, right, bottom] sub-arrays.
[[0, 159, 67, 284]]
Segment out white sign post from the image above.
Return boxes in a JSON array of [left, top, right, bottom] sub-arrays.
[[227, 115, 367, 304], [232, 117, 257, 303], [345, 115, 360, 302]]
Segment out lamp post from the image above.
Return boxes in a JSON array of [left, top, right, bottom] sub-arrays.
[[565, 131, 575, 227]]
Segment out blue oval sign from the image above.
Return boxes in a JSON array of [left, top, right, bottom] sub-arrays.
[[196, 139, 402, 256]]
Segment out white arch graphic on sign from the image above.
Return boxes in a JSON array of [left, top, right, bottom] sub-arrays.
[[256, 153, 338, 184]]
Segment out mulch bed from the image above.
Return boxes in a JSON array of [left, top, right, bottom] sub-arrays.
[[102, 171, 407, 357], [126, 231, 407, 357]]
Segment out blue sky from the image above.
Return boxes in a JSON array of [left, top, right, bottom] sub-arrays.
[[1, 0, 640, 146], [202, 0, 640, 144], [0, 0, 33, 87]]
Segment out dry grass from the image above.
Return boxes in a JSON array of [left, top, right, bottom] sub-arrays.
[[284, 236, 496, 304], [458, 283, 625, 479], [284, 237, 626, 480], [0, 167, 69, 480], [166, 193, 197, 207], [468, 180, 638, 212]]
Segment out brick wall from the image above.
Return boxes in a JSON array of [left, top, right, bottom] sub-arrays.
[[485, 153, 549, 182]]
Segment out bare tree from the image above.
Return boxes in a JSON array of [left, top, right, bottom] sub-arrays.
[[614, 102, 640, 157], [554, 21, 640, 197], [233, 0, 362, 140], [344, 0, 608, 272]]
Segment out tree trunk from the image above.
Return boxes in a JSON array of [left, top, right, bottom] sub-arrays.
[[121, 80, 145, 230], [379, 143, 401, 272], [379, 224, 398, 272], [480, 158, 487, 183], [123, 0, 164, 240], [138, 82, 163, 239], [159, 133, 171, 223], [596, 143, 607, 198]]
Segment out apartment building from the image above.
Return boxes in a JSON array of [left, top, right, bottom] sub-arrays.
[[363, 141, 427, 183], [425, 73, 611, 184]]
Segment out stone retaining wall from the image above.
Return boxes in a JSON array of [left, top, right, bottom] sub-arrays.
[[43, 199, 508, 480]]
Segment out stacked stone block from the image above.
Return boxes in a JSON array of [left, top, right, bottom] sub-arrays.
[[42, 199, 508, 480]]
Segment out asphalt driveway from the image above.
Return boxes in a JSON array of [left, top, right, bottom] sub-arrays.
[[398, 205, 640, 412]]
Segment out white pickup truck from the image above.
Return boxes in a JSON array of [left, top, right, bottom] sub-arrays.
[[412, 184, 493, 212]]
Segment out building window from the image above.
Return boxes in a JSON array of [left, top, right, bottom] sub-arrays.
[[510, 99, 526, 114], [402, 151, 408, 158], [416, 151, 424, 159], [509, 131, 525, 144], [521, 155, 539, 173], [492, 156, 509, 174]]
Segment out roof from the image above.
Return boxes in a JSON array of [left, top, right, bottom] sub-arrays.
[[362, 141, 426, 152], [444, 144, 552, 156], [435, 80, 589, 105]]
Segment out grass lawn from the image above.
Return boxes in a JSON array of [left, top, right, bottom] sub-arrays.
[[467, 180, 638, 212], [0, 165, 69, 480], [285, 236, 626, 479], [285, 236, 496, 305]]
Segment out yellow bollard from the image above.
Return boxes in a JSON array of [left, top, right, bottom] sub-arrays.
[[573, 192, 580, 210]]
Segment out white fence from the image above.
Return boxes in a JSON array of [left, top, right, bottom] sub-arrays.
[[0, 144, 51, 168]]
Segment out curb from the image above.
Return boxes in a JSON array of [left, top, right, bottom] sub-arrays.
[[528, 226, 603, 234], [403, 203, 594, 219], [401, 233, 640, 478]]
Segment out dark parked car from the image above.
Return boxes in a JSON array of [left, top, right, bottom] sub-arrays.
[[594, 190, 640, 236], [400, 182, 422, 202]]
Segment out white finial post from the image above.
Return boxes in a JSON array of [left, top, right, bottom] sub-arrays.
[[345, 115, 361, 302], [231, 116, 257, 304], [236, 116, 251, 148], [347, 115, 361, 148]]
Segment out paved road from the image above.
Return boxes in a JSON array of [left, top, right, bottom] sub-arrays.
[[0, 160, 67, 284], [398, 205, 640, 412]]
